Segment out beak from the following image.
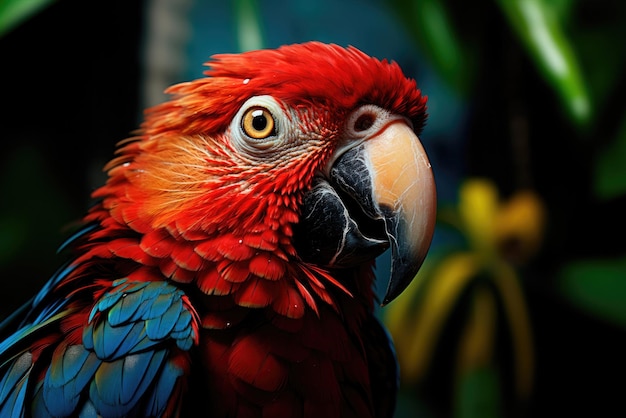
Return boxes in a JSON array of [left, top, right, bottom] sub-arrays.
[[295, 120, 436, 305], [363, 121, 436, 304]]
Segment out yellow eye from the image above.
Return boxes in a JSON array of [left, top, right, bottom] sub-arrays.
[[241, 106, 276, 139]]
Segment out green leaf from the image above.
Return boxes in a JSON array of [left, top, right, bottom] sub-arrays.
[[233, 0, 264, 52], [494, 0, 591, 126], [0, 0, 54, 38], [558, 257, 626, 327], [594, 116, 626, 199], [454, 366, 502, 418], [387, 0, 473, 95]]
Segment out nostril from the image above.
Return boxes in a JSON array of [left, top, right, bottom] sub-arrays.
[[354, 113, 375, 132]]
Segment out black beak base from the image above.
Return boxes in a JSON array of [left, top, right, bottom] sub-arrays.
[[294, 141, 433, 305]]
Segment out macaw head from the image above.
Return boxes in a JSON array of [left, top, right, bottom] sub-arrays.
[[91, 42, 436, 318]]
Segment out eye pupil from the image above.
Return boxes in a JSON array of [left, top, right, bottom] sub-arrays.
[[242, 106, 276, 139], [354, 113, 375, 131], [252, 111, 267, 131]]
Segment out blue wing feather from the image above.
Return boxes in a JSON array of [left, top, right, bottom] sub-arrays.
[[0, 353, 31, 403], [146, 298, 183, 341], [3, 379, 27, 418], [41, 345, 99, 416], [147, 287, 176, 317], [32, 263, 78, 315], [0, 352, 31, 418], [55, 223, 99, 255], [88, 349, 168, 417], [0, 263, 77, 355], [1, 278, 198, 417], [146, 356, 186, 416]]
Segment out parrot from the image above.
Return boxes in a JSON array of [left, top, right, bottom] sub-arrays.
[[0, 41, 436, 418]]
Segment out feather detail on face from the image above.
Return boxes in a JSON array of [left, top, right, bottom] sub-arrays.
[[84, 41, 433, 318]]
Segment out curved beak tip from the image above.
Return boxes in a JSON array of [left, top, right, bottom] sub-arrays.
[[367, 122, 437, 306], [296, 119, 436, 307]]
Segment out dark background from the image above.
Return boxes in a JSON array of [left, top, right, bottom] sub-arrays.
[[1, 1, 142, 308]]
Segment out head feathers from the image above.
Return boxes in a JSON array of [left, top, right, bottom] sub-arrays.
[[143, 42, 427, 139]]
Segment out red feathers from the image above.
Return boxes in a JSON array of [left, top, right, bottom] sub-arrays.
[[143, 42, 427, 138], [74, 42, 429, 326]]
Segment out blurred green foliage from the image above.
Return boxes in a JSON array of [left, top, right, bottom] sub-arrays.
[[390, 0, 474, 95], [385, 0, 626, 417], [234, 0, 264, 51], [594, 116, 626, 199], [558, 257, 626, 327], [496, 0, 591, 125], [0, 0, 54, 37]]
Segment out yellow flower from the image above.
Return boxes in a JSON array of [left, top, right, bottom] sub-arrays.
[[385, 178, 545, 404], [495, 190, 546, 264]]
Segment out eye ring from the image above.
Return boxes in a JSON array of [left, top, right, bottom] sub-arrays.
[[353, 112, 376, 132], [345, 104, 391, 138], [241, 106, 276, 139]]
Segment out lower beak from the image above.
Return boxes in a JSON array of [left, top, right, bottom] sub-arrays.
[[295, 120, 436, 305]]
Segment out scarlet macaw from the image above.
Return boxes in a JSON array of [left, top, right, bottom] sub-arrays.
[[0, 42, 436, 418]]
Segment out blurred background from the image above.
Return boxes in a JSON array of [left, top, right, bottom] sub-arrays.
[[1, 0, 625, 416]]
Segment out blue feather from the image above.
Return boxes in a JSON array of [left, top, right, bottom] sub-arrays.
[[55, 223, 99, 254], [107, 289, 143, 326], [0, 352, 31, 418], [145, 356, 185, 416], [3, 378, 28, 418], [33, 262, 77, 309], [42, 345, 99, 417], [96, 321, 135, 360], [146, 287, 176, 318], [77, 399, 99, 417], [0, 263, 76, 355], [88, 349, 167, 417], [3, 278, 197, 417], [173, 308, 192, 333], [120, 351, 165, 405], [145, 298, 183, 341], [88, 280, 195, 353], [0, 309, 72, 356], [0, 352, 31, 402]]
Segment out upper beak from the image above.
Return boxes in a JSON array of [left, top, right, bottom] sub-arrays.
[[294, 119, 436, 305], [362, 121, 436, 304]]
